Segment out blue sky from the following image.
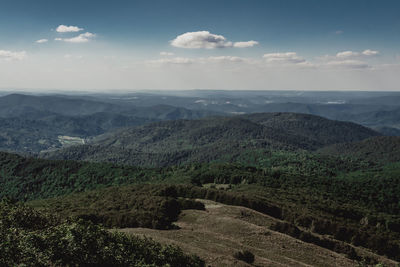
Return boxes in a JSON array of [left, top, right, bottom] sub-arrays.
[[0, 0, 399, 91]]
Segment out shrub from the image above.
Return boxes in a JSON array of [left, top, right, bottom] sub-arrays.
[[233, 250, 255, 264]]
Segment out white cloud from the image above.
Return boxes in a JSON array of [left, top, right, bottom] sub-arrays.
[[35, 39, 48, 44], [56, 25, 83, 33], [0, 50, 26, 61], [325, 60, 369, 69], [160, 51, 174, 56], [206, 56, 246, 63], [147, 57, 194, 65], [170, 31, 257, 49], [263, 52, 306, 64], [336, 51, 359, 58], [233, 40, 259, 48], [171, 31, 230, 49], [55, 32, 96, 43], [335, 30, 343, 35], [317, 49, 379, 69], [336, 49, 379, 58], [362, 49, 379, 56], [147, 56, 251, 66]]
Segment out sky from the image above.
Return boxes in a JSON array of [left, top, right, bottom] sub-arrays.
[[0, 0, 400, 91]]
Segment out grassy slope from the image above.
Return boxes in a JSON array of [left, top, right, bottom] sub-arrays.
[[122, 200, 398, 267]]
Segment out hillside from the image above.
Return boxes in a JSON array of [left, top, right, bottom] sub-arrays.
[[2, 147, 400, 264], [319, 136, 400, 163], [42, 113, 380, 167], [0, 94, 217, 153], [123, 200, 397, 267], [28, 183, 400, 265]]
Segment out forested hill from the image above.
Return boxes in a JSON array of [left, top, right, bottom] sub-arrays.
[[319, 136, 400, 163], [42, 112, 380, 167], [0, 94, 218, 153]]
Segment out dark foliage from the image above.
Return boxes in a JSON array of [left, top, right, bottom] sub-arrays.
[[29, 185, 205, 230], [233, 250, 255, 264], [0, 200, 205, 267], [319, 136, 400, 163]]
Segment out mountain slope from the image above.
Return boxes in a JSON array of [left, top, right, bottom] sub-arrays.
[[123, 200, 397, 267], [0, 94, 218, 153], [318, 136, 400, 163], [42, 113, 380, 167]]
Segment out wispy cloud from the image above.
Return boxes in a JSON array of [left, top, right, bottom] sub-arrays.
[[35, 39, 48, 44], [160, 51, 174, 56], [336, 49, 379, 58], [362, 49, 379, 56], [56, 25, 83, 33], [0, 50, 26, 61], [147, 57, 194, 65], [324, 60, 369, 69], [315, 49, 379, 69], [55, 32, 96, 43], [263, 52, 306, 64], [206, 56, 247, 63], [64, 54, 83, 60], [146, 56, 249, 66], [233, 41, 259, 48], [170, 31, 258, 49]]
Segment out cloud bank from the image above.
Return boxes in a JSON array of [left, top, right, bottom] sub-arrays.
[[263, 52, 306, 64], [160, 51, 174, 56]]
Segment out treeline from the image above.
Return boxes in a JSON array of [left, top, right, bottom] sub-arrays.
[[0, 200, 204, 267], [30, 185, 205, 230], [0, 151, 161, 200]]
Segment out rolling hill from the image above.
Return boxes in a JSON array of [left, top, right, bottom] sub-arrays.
[[42, 113, 380, 167], [0, 94, 217, 153]]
